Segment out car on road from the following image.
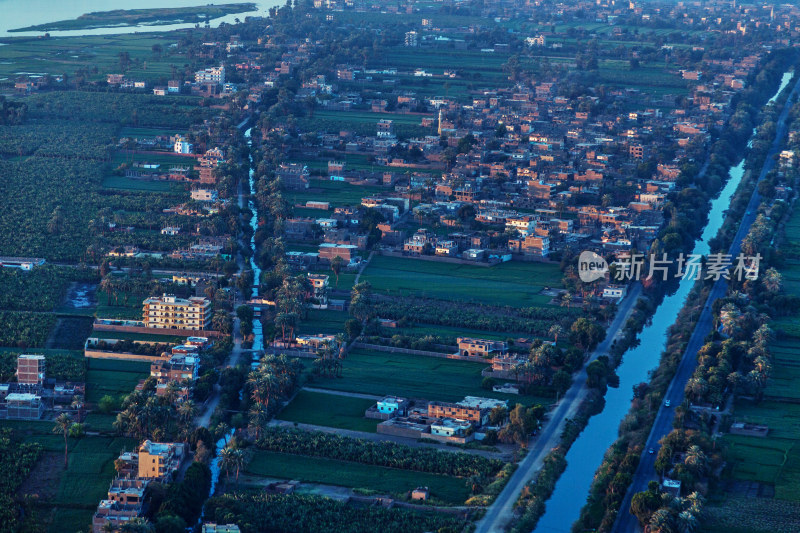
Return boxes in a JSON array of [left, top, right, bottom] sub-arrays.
[[664, 399, 671, 407], [648, 448, 655, 455]]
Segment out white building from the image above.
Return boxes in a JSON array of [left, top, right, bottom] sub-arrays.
[[174, 136, 193, 154], [195, 66, 226, 85]]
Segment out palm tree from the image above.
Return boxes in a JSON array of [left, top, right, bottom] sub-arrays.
[[561, 292, 572, 309], [648, 508, 676, 533], [330, 255, 343, 287], [762, 267, 782, 294], [686, 377, 708, 403], [676, 510, 699, 533], [53, 413, 73, 467], [684, 445, 708, 476], [549, 324, 563, 344], [719, 303, 740, 337]]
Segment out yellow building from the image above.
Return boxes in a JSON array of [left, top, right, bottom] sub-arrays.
[[137, 440, 185, 480], [143, 294, 211, 330]]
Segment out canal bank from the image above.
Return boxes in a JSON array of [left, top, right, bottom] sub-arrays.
[[528, 69, 796, 533]]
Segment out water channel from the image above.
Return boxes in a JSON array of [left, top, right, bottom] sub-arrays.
[[534, 70, 793, 533], [206, 126, 262, 501]]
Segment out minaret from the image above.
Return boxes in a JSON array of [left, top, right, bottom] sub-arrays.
[[438, 108, 445, 136]]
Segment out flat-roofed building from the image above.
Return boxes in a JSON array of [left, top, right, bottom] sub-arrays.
[[143, 295, 212, 330], [202, 525, 241, 533], [427, 396, 507, 426], [3, 392, 44, 419], [137, 440, 185, 480], [16, 354, 46, 385], [457, 338, 508, 358]]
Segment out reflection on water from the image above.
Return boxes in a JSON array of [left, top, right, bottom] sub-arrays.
[[533, 71, 793, 533]]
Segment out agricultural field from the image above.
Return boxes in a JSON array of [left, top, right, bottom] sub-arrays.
[[245, 449, 471, 504], [85, 357, 150, 403], [101, 175, 186, 193], [111, 150, 196, 168], [360, 255, 562, 308], [296, 109, 432, 138], [704, 496, 800, 533], [0, 33, 189, 82], [310, 347, 551, 405], [0, 419, 137, 533], [723, 399, 800, 500], [95, 290, 146, 320], [276, 390, 378, 433], [285, 178, 383, 208], [0, 91, 212, 264], [301, 309, 351, 335]]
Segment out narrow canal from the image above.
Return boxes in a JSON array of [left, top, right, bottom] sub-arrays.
[[206, 125, 264, 501], [533, 70, 793, 533]]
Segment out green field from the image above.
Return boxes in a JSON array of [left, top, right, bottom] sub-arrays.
[[764, 339, 800, 400], [301, 308, 351, 334], [96, 291, 145, 320], [276, 390, 378, 433], [102, 175, 185, 193], [286, 178, 382, 208], [246, 449, 470, 503], [311, 347, 550, 405], [0, 33, 189, 82], [724, 400, 800, 500], [111, 150, 195, 167], [393, 323, 533, 343], [360, 255, 562, 307], [0, 420, 136, 533], [85, 358, 150, 403]]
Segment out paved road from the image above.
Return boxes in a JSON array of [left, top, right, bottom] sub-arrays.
[[475, 282, 643, 533], [612, 74, 800, 533]]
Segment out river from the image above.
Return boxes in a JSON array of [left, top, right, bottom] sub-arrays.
[[533, 70, 794, 533], [0, 0, 283, 38]]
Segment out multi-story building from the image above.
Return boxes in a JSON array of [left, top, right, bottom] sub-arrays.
[[92, 500, 142, 533], [137, 440, 186, 480], [276, 163, 309, 190], [2, 392, 44, 419], [457, 338, 509, 358], [404, 30, 419, 47], [16, 354, 45, 385], [318, 243, 357, 263], [428, 396, 507, 426], [195, 65, 225, 84], [307, 273, 329, 308], [142, 295, 212, 330]]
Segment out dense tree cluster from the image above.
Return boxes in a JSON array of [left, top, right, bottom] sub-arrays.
[[256, 426, 504, 478], [0, 429, 42, 533], [205, 492, 468, 533]]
